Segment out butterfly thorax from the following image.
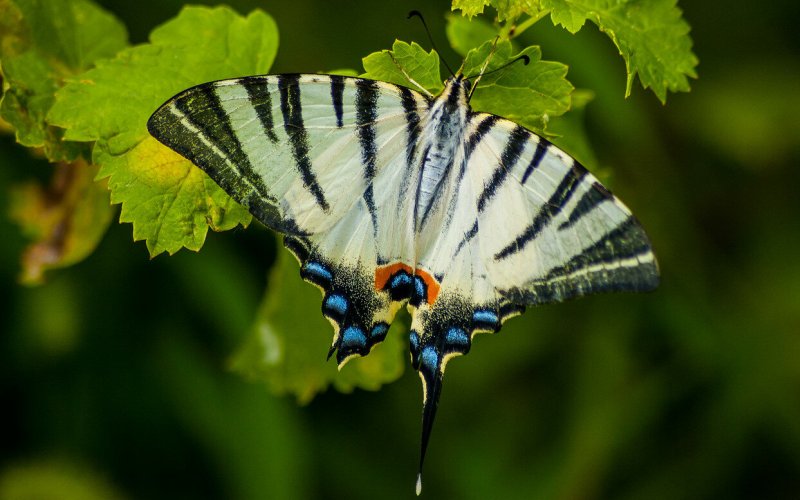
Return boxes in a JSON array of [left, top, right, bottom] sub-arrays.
[[414, 77, 470, 232]]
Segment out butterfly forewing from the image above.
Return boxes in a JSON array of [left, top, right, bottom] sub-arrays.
[[148, 75, 427, 236], [455, 113, 659, 305], [148, 74, 429, 363]]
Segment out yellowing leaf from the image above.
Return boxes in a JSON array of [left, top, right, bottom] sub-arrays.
[[108, 137, 252, 255], [10, 159, 114, 284]]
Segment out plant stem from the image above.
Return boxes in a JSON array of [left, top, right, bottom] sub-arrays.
[[505, 10, 551, 39]]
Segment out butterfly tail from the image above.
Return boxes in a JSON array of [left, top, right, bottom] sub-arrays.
[[415, 344, 444, 496]]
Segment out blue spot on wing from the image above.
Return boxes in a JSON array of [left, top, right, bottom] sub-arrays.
[[341, 326, 367, 349], [390, 272, 412, 289], [385, 270, 414, 301], [323, 294, 348, 321], [302, 261, 333, 287], [445, 327, 470, 349], [472, 309, 500, 331], [370, 322, 389, 342], [420, 345, 439, 372], [409, 330, 421, 368], [410, 276, 428, 306]]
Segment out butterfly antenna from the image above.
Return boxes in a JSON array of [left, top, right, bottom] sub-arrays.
[[408, 10, 456, 78]]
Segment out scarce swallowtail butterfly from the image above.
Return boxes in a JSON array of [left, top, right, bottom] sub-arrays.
[[148, 62, 659, 494]]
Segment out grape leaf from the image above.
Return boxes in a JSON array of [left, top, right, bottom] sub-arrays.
[[452, 0, 544, 20], [230, 241, 406, 403], [47, 6, 280, 256], [0, 0, 127, 161], [9, 160, 114, 285], [450, 0, 697, 103], [541, 0, 698, 103], [361, 40, 444, 96], [462, 40, 573, 133]]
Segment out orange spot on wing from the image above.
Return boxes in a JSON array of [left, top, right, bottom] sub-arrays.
[[375, 262, 414, 290], [415, 267, 441, 304], [375, 262, 442, 305]]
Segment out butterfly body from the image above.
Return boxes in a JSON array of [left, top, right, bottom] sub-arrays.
[[414, 76, 469, 230], [148, 72, 659, 491]]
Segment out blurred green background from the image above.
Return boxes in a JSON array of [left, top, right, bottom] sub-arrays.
[[2, 0, 799, 499]]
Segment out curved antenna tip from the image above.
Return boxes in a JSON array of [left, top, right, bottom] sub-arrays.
[[521, 54, 531, 65], [416, 473, 423, 496], [408, 10, 422, 19]]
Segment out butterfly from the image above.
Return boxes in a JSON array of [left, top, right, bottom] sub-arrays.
[[147, 68, 659, 494]]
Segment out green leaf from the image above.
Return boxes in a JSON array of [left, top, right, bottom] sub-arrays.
[[463, 40, 573, 132], [47, 6, 280, 256], [452, 0, 544, 20], [230, 242, 406, 404], [540, 0, 698, 103], [361, 40, 444, 96], [9, 160, 114, 285], [449, 0, 697, 103], [0, 0, 128, 161], [445, 13, 499, 57]]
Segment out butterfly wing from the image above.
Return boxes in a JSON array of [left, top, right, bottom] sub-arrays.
[[465, 115, 659, 304], [148, 74, 430, 363], [415, 114, 659, 335], [404, 113, 659, 481]]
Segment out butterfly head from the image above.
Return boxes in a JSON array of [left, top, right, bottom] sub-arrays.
[[440, 75, 471, 111]]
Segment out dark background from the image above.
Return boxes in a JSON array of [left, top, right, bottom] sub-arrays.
[[2, 0, 799, 498]]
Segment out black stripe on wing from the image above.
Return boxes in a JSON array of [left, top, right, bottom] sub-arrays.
[[477, 125, 530, 213], [558, 181, 614, 231], [173, 85, 264, 193], [355, 79, 380, 234], [453, 124, 530, 258], [495, 161, 589, 260], [147, 81, 310, 235], [277, 74, 330, 211], [397, 86, 427, 210], [454, 113, 501, 198], [242, 77, 279, 143], [521, 136, 550, 184], [400, 87, 422, 168], [330, 75, 346, 128], [502, 216, 659, 305]]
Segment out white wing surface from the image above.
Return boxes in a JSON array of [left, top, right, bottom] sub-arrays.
[[148, 74, 430, 364]]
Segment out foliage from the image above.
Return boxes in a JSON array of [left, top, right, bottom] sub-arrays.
[[1, 0, 697, 401], [12, 3, 800, 500], [451, 0, 698, 102], [0, 0, 125, 282], [47, 6, 271, 255]]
